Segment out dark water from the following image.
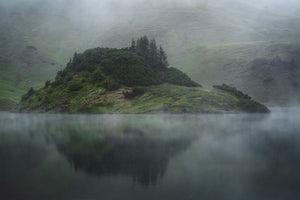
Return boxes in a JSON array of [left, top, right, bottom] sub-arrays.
[[1, 108, 300, 200]]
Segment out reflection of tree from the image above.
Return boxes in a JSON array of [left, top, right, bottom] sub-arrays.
[[53, 127, 192, 187], [0, 132, 61, 200]]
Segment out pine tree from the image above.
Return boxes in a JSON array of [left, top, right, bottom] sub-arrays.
[[136, 38, 141, 55], [159, 45, 168, 68], [73, 52, 79, 64], [130, 38, 136, 51], [149, 38, 158, 67], [133, 36, 169, 69], [139, 35, 149, 58]]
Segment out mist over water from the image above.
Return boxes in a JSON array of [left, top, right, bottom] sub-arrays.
[[1, 108, 300, 200]]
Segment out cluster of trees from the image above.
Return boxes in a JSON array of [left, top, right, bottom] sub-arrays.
[[213, 84, 269, 113], [213, 84, 251, 99], [33, 36, 199, 101], [130, 36, 168, 69]]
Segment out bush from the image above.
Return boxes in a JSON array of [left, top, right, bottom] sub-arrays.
[[68, 82, 83, 91], [103, 78, 120, 91], [238, 99, 269, 113], [44, 80, 51, 88], [21, 87, 35, 101], [91, 68, 104, 83], [123, 87, 145, 99], [213, 84, 251, 100], [165, 67, 200, 87]]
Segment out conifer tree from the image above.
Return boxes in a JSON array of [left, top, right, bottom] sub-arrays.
[[133, 36, 169, 69], [73, 52, 79, 64], [149, 38, 158, 66], [138, 35, 149, 58], [130, 38, 136, 50], [159, 45, 168, 68]]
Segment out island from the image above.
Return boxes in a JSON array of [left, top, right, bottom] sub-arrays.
[[19, 36, 270, 113]]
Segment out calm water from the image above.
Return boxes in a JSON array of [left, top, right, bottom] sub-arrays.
[[1, 108, 300, 200]]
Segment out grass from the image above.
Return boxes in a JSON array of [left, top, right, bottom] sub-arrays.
[[0, 79, 26, 110], [19, 83, 268, 113]]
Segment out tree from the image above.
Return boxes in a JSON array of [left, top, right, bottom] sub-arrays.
[[136, 35, 149, 58], [44, 80, 51, 88], [72, 52, 82, 65], [130, 38, 136, 51], [133, 36, 169, 69], [159, 45, 168, 68], [149, 38, 158, 67], [21, 87, 35, 101]]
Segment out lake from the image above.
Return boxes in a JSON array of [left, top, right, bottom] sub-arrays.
[[1, 108, 300, 200]]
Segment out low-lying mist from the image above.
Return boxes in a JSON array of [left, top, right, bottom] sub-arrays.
[[1, 108, 300, 199]]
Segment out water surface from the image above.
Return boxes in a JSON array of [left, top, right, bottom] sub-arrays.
[[1, 108, 300, 200]]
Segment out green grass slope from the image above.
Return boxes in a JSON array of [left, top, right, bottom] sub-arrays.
[[19, 46, 269, 113], [19, 83, 269, 114]]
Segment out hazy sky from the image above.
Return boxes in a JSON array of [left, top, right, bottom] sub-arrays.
[[1, 0, 300, 22], [1, 0, 300, 10], [1, 0, 299, 58]]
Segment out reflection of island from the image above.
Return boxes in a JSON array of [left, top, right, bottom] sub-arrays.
[[52, 127, 192, 187]]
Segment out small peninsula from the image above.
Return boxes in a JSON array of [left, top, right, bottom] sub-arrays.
[[19, 36, 269, 113]]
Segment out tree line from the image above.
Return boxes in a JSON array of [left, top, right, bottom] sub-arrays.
[[130, 36, 168, 69]]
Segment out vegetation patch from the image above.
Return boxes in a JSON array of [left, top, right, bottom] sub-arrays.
[[123, 87, 146, 99], [213, 84, 251, 99], [213, 84, 269, 113], [19, 36, 269, 114]]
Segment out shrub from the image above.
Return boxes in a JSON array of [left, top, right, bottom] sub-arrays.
[[213, 84, 251, 100], [165, 67, 200, 87], [44, 80, 51, 88], [91, 69, 104, 83], [21, 87, 35, 101], [103, 78, 120, 91], [123, 87, 145, 99], [238, 99, 269, 113], [68, 82, 83, 92]]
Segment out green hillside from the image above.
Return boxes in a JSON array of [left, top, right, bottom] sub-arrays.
[[19, 39, 269, 113], [0, 21, 62, 109]]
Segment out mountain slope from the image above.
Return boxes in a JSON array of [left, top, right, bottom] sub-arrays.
[[0, 18, 62, 109], [172, 41, 300, 104]]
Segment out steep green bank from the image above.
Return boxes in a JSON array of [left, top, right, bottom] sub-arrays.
[[19, 39, 269, 113]]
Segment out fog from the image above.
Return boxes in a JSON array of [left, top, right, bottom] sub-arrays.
[[2, 0, 300, 38], [1, 0, 300, 57]]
